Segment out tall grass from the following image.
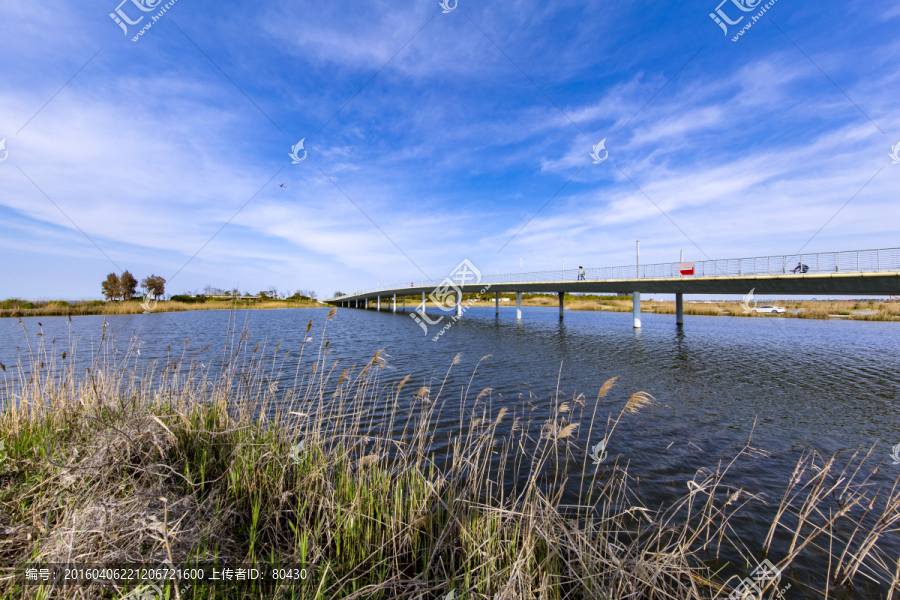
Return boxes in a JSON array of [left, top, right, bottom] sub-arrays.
[[0, 299, 320, 319], [0, 314, 898, 599]]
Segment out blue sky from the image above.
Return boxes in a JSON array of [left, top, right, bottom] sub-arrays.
[[1, 0, 898, 300]]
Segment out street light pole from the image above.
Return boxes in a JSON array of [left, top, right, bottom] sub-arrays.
[[636, 241, 640, 278]]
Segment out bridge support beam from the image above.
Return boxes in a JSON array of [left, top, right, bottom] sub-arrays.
[[456, 290, 462, 317], [422, 292, 425, 310], [365, 298, 368, 309], [403, 296, 405, 311], [377, 296, 380, 311], [558, 292, 564, 319], [633, 292, 641, 328], [495, 291, 499, 315], [516, 292, 522, 320], [676, 293, 684, 325], [392, 294, 396, 313]]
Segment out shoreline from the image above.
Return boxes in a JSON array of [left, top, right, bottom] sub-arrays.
[[0, 299, 322, 319], [3, 298, 899, 322], [461, 297, 900, 321]]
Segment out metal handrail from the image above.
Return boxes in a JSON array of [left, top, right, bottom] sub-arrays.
[[331, 247, 900, 299]]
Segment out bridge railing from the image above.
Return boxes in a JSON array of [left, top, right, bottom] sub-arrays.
[[336, 247, 900, 299]]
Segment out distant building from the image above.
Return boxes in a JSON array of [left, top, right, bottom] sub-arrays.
[[203, 294, 261, 300]]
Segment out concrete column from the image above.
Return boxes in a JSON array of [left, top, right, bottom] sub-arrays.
[[422, 291, 426, 309], [676, 293, 684, 325], [456, 290, 462, 317], [392, 294, 396, 313], [495, 291, 500, 315], [377, 296, 380, 311], [402, 296, 406, 311], [516, 292, 522, 320], [365, 298, 368, 309], [558, 292, 564, 319], [633, 291, 641, 328]]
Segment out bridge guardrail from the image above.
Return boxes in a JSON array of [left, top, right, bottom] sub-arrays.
[[334, 247, 900, 299]]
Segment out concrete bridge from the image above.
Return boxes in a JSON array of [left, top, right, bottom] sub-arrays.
[[325, 247, 900, 327]]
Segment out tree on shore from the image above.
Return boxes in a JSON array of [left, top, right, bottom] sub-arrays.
[[101, 273, 122, 301], [141, 275, 166, 299], [334, 291, 346, 298], [120, 271, 138, 300]]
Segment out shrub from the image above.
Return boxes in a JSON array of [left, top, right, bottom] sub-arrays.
[[170, 295, 206, 304]]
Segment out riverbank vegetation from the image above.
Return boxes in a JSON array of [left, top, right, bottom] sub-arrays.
[[462, 294, 900, 321], [0, 296, 321, 319], [1, 316, 898, 599]]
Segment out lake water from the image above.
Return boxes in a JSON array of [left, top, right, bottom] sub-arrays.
[[2, 306, 899, 597]]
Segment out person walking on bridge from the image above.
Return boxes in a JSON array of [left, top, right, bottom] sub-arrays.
[[578, 266, 585, 280]]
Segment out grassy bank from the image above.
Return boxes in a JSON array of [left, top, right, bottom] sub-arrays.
[[0, 298, 321, 319], [464, 295, 900, 321], [1, 316, 898, 599]]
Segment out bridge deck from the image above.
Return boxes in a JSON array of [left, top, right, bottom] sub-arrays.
[[328, 271, 900, 303]]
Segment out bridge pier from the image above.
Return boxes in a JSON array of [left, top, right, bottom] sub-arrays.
[[392, 294, 396, 313], [365, 298, 368, 309], [516, 292, 522, 320], [495, 291, 500, 315], [676, 293, 684, 325], [377, 296, 380, 311], [633, 291, 641, 328], [402, 296, 405, 311], [558, 292, 564, 319], [456, 290, 462, 317]]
